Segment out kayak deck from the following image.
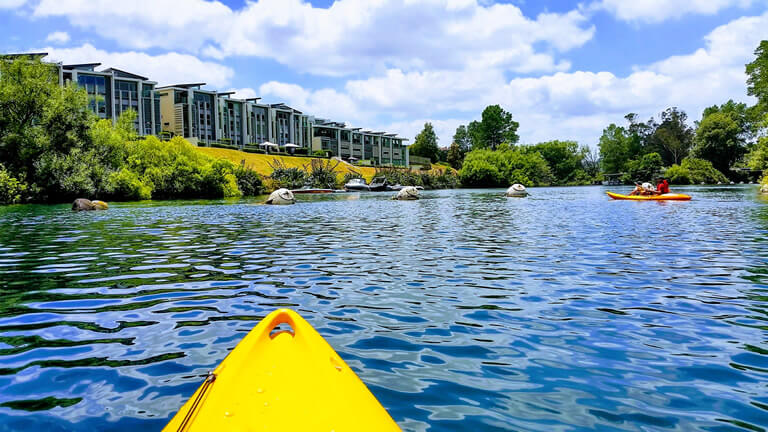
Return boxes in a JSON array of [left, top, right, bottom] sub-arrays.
[[606, 191, 691, 201], [164, 309, 400, 432]]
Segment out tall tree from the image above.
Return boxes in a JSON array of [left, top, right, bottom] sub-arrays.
[[647, 108, 694, 166], [453, 124, 472, 154], [467, 120, 482, 149], [598, 124, 634, 174], [410, 122, 440, 163], [692, 111, 744, 174], [446, 142, 463, 169], [477, 105, 519, 150], [746, 40, 768, 113], [582, 146, 601, 178]]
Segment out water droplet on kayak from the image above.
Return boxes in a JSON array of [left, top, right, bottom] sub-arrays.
[[257, 388, 264, 393], [224, 411, 232, 417], [264, 402, 269, 407]]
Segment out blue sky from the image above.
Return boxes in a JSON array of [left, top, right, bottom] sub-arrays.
[[1, 0, 767, 147]]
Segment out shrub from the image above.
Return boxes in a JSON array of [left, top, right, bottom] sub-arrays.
[[0, 164, 27, 204], [312, 150, 328, 158], [106, 168, 152, 200], [622, 152, 663, 183], [234, 163, 265, 196], [305, 159, 341, 189], [268, 159, 307, 189], [459, 147, 552, 187], [664, 164, 691, 185]]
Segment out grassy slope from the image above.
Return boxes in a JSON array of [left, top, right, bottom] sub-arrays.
[[197, 147, 378, 181]]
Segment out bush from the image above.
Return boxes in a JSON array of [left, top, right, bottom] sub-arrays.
[[458, 147, 551, 187], [268, 159, 307, 189], [305, 159, 341, 189], [622, 152, 663, 183], [312, 150, 328, 158], [294, 148, 309, 156], [234, 164, 265, 196], [106, 168, 151, 200], [664, 164, 691, 185], [0, 164, 27, 204]]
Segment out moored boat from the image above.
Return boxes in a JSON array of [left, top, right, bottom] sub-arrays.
[[369, 176, 389, 192], [344, 178, 370, 191]]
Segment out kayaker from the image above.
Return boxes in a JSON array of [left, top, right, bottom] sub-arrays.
[[656, 178, 670, 195]]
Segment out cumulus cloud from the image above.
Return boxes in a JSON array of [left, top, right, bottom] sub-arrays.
[[0, 0, 25, 9], [33, 0, 593, 76], [42, 44, 234, 87], [256, 12, 768, 146], [45, 31, 70, 44], [592, 0, 754, 23]]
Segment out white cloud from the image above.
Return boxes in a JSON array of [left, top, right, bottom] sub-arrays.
[[42, 44, 234, 87], [0, 0, 25, 9], [256, 11, 768, 146], [45, 31, 70, 44], [33, 0, 594, 76], [592, 0, 754, 23]]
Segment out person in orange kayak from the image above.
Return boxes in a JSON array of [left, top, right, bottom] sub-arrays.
[[629, 182, 656, 196], [656, 178, 670, 195]]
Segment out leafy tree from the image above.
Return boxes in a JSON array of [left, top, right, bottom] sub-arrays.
[[747, 135, 768, 171], [692, 111, 744, 174], [528, 140, 586, 185], [582, 146, 601, 178], [622, 152, 663, 183], [746, 40, 768, 113], [446, 141, 463, 169], [474, 105, 519, 150], [467, 120, 482, 149], [598, 124, 635, 174], [410, 122, 440, 163], [459, 146, 551, 187], [647, 108, 694, 166], [453, 125, 472, 154], [665, 158, 728, 184]]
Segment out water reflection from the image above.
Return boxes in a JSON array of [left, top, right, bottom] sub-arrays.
[[0, 186, 766, 431]]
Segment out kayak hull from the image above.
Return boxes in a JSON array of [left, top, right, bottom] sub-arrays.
[[163, 309, 400, 432], [606, 191, 691, 201]]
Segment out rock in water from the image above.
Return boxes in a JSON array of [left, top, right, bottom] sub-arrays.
[[395, 186, 420, 200], [72, 198, 109, 211], [506, 184, 528, 197], [266, 188, 296, 205], [91, 200, 109, 210], [760, 184, 768, 194]]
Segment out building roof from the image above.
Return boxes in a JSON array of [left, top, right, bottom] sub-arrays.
[[218, 91, 237, 97], [157, 83, 206, 89], [102, 67, 148, 81], [246, 97, 262, 102], [1, 52, 49, 60], [62, 63, 102, 71]]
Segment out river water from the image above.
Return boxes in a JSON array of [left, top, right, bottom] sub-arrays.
[[0, 186, 766, 431]]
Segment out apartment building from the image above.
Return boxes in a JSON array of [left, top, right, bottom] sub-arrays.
[[59, 63, 161, 136], [4, 53, 410, 166], [312, 119, 409, 167]]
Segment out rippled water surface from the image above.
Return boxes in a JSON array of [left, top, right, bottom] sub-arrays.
[[0, 186, 767, 431]]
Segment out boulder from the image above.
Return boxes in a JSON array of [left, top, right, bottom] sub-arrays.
[[505, 184, 528, 197], [395, 186, 420, 200], [266, 188, 296, 205], [760, 184, 768, 194], [72, 198, 108, 211]]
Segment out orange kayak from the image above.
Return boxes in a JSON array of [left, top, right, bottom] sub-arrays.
[[607, 192, 691, 201]]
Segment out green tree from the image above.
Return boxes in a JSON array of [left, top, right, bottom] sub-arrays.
[[647, 107, 694, 166], [598, 124, 634, 174], [622, 152, 663, 183], [746, 40, 768, 113], [467, 120, 482, 149], [410, 122, 440, 163], [475, 105, 519, 150], [528, 140, 587, 185], [692, 111, 744, 174], [582, 147, 601, 178], [446, 141, 463, 169], [453, 124, 472, 153]]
